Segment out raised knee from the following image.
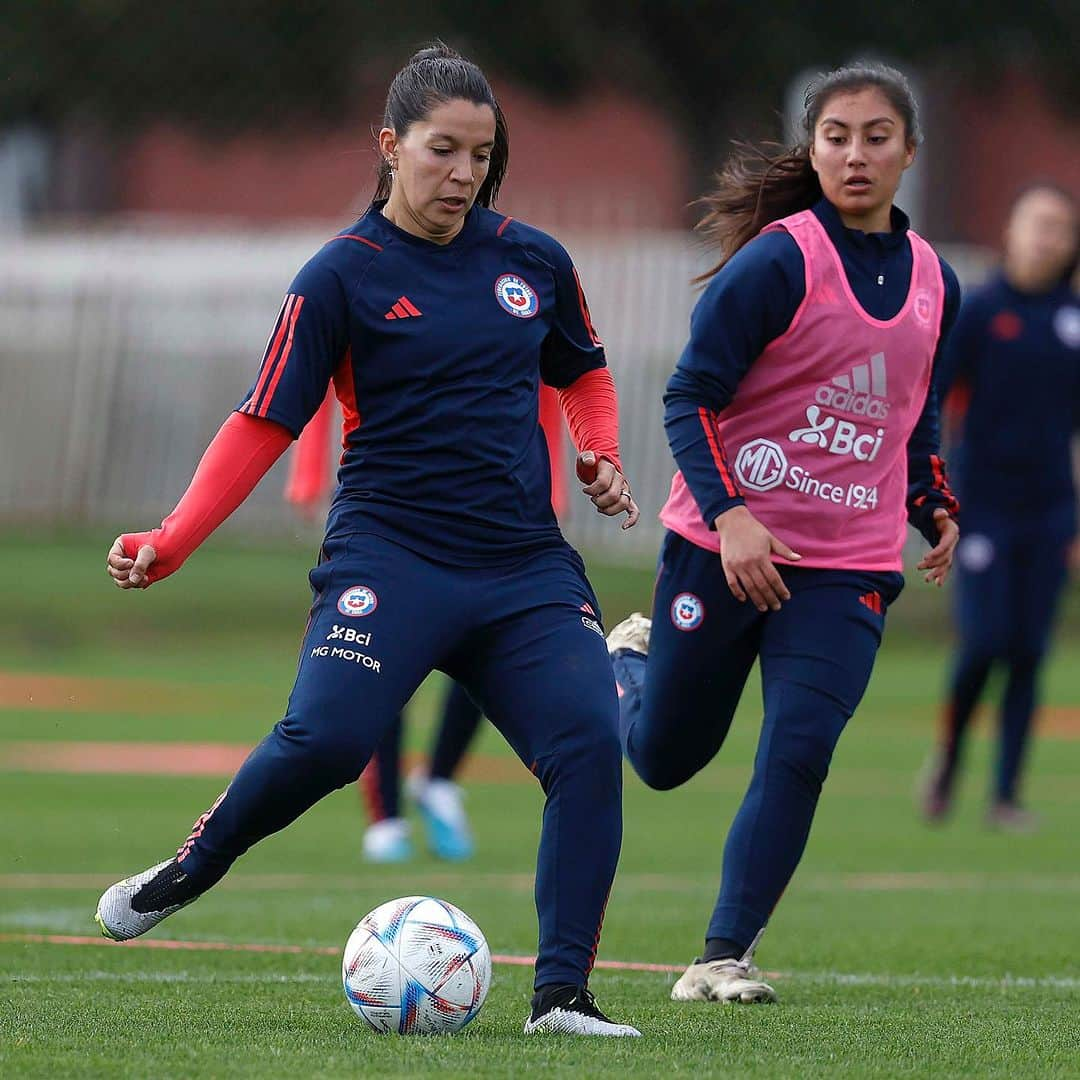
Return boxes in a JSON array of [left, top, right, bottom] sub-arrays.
[[630, 748, 699, 791]]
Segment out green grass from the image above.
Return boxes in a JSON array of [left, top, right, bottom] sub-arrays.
[[2, 534, 1080, 1077]]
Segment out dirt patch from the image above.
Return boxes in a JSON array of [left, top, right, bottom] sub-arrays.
[[0, 672, 218, 715], [0, 740, 532, 783], [1036, 706, 1080, 739]]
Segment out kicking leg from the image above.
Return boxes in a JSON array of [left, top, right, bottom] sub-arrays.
[[611, 532, 761, 791], [96, 537, 456, 940]]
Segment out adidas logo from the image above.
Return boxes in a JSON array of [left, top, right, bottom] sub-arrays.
[[815, 352, 890, 419], [858, 591, 883, 614], [384, 296, 423, 320]]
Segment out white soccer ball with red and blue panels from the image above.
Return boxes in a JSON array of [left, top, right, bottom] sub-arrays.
[[342, 895, 491, 1035]]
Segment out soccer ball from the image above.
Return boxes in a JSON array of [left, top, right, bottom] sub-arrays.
[[342, 895, 491, 1035]]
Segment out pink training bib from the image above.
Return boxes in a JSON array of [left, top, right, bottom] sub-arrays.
[[661, 209, 945, 571]]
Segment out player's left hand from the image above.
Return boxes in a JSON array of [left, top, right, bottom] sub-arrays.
[[576, 451, 639, 530], [917, 508, 958, 586]]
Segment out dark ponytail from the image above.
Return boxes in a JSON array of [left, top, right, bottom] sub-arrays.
[[695, 62, 921, 282], [374, 41, 509, 208]]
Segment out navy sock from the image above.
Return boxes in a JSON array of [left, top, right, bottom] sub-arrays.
[[703, 937, 747, 962]]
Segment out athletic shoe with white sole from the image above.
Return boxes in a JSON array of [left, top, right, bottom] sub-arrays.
[[606, 612, 651, 656], [361, 817, 413, 863], [917, 750, 954, 823], [524, 984, 641, 1037], [986, 801, 1039, 833], [670, 957, 778, 1004], [407, 773, 474, 861], [95, 859, 203, 942]]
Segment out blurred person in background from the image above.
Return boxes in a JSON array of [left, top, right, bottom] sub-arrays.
[[286, 385, 571, 863], [921, 183, 1080, 831], [95, 42, 642, 1037], [607, 62, 959, 1005]]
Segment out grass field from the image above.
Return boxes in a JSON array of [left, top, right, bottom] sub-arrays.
[[2, 532, 1080, 1077]]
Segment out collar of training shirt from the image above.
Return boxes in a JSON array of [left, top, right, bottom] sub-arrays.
[[812, 197, 910, 255], [365, 198, 483, 253]]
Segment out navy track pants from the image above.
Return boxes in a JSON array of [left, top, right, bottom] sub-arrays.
[[612, 531, 902, 953], [942, 501, 1073, 802], [177, 533, 622, 988]]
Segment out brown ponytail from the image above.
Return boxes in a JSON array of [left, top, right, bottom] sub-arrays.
[[695, 62, 921, 282]]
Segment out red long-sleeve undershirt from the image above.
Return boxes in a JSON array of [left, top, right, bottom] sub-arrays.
[[125, 366, 623, 586], [120, 412, 292, 585], [558, 366, 622, 475]]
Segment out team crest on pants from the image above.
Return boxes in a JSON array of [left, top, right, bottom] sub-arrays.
[[671, 592, 705, 631], [337, 585, 378, 617], [494, 274, 539, 318]]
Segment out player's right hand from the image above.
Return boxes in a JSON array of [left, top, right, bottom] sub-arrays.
[[714, 506, 801, 612], [106, 536, 158, 589]]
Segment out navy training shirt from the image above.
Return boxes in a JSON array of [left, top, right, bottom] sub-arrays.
[[238, 202, 606, 564], [937, 273, 1080, 510], [664, 198, 962, 544]]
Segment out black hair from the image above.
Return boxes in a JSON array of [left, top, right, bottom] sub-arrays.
[[695, 62, 920, 281], [374, 41, 508, 207]]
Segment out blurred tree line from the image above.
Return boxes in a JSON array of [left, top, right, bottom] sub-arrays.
[[3, 0, 1077, 159]]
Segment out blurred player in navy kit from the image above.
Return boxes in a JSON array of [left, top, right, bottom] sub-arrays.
[[922, 183, 1080, 831], [96, 43, 642, 1037]]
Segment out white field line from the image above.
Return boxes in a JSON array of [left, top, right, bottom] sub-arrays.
[[4, 969, 1080, 991], [5, 871, 1080, 893]]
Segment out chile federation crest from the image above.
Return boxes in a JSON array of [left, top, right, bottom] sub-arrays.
[[494, 274, 539, 319]]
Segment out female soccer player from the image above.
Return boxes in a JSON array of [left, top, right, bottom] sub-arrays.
[[96, 43, 641, 1038], [607, 63, 960, 1004], [922, 183, 1080, 830]]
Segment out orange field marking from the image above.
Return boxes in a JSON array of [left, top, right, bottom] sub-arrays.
[[0, 672, 220, 715], [0, 740, 531, 782], [0, 931, 684, 974]]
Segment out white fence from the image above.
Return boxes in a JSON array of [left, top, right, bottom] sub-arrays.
[[0, 224, 991, 559]]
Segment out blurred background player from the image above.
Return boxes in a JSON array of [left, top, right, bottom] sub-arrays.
[[96, 43, 642, 1037], [607, 63, 960, 1004], [921, 183, 1080, 831], [286, 384, 571, 862]]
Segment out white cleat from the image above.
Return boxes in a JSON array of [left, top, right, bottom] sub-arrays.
[[670, 957, 778, 1004], [95, 859, 200, 942], [361, 817, 413, 863], [606, 612, 652, 656], [524, 986, 641, 1037]]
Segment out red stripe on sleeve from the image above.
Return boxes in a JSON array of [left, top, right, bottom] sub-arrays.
[[496, 215, 514, 237], [698, 407, 740, 498], [930, 454, 960, 515], [242, 294, 294, 414], [256, 296, 305, 418], [571, 266, 603, 348]]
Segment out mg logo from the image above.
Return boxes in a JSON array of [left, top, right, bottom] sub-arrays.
[[734, 438, 788, 492]]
